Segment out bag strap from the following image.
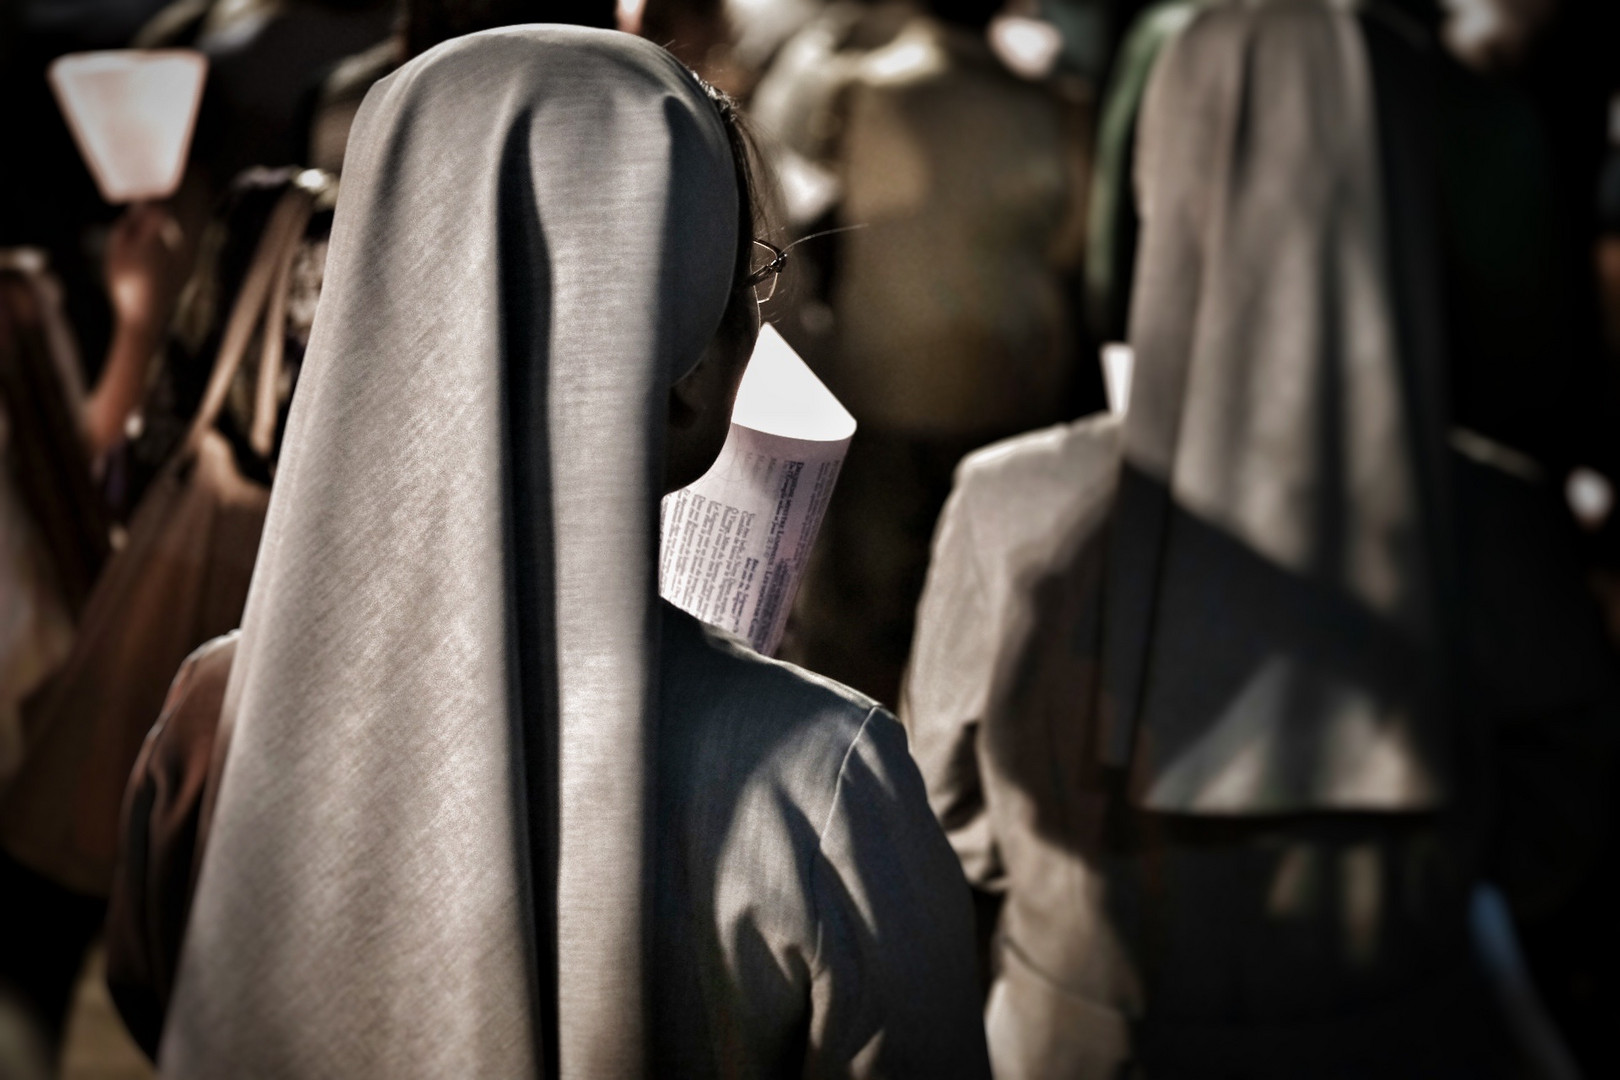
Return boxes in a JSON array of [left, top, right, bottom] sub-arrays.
[[182, 186, 315, 459], [247, 209, 302, 459]]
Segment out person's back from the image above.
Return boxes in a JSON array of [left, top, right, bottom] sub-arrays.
[[103, 28, 987, 1076], [906, 414, 1526, 1078], [779, 2, 1092, 706], [829, 13, 1087, 435], [111, 602, 987, 1074], [902, 1, 1618, 1076], [653, 602, 982, 1075]]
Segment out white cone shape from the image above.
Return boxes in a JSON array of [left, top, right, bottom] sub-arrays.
[[661, 324, 855, 654], [731, 323, 857, 443], [1102, 342, 1135, 417], [49, 50, 207, 204]]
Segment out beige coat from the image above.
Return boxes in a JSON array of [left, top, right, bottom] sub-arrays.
[[902, 417, 1521, 1078]]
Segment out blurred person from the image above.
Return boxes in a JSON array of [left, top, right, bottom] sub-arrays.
[[127, 2, 619, 513], [105, 28, 987, 1076], [723, 0, 826, 89], [0, 217, 182, 1053], [133, 0, 622, 502], [1081, 0, 1193, 345], [1510, 87, 1620, 1079], [1092, 0, 1620, 484], [634, 0, 737, 84], [0, 0, 179, 376], [133, 0, 397, 189], [904, 0, 1617, 1076], [305, 0, 618, 172], [749, 0, 916, 168], [757, 0, 1096, 706], [0, 5, 625, 1061], [83, 205, 190, 459], [1600, 105, 1620, 364], [109, 0, 396, 352], [0, 256, 104, 788]]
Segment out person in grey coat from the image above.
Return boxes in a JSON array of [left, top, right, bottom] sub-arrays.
[[124, 27, 987, 1077], [903, 1, 1615, 1076]]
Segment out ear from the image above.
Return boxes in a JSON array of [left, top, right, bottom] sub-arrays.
[[668, 353, 714, 431]]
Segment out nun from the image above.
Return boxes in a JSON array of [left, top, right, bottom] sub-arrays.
[[125, 26, 986, 1078], [903, 1, 1616, 1076]]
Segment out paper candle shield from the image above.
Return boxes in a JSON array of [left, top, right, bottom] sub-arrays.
[[49, 50, 207, 204], [660, 325, 856, 655], [1101, 342, 1135, 417]]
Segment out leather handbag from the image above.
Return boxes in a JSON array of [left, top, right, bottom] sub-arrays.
[[0, 184, 313, 896]]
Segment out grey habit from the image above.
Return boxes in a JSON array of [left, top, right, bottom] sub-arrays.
[[903, 1, 1612, 1075], [1101, 0, 1453, 812], [162, 26, 985, 1079]]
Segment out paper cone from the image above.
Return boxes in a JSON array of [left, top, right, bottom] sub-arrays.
[[660, 325, 855, 655], [1101, 342, 1134, 417], [731, 324, 857, 443], [49, 50, 207, 204]]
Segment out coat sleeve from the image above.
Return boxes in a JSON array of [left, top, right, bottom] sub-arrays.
[[104, 631, 238, 1058], [900, 477, 1003, 889], [804, 707, 990, 1080]]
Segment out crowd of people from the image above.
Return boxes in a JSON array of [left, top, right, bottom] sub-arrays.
[[2, 0, 1619, 1076]]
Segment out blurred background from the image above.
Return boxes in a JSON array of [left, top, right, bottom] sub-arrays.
[[1, 0, 1618, 1077]]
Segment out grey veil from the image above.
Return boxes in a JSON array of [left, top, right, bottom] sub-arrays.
[[162, 28, 737, 1077], [1101, 0, 1453, 813]]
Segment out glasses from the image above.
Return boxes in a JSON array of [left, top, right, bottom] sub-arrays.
[[740, 225, 867, 305], [745, 239, 787, 303]]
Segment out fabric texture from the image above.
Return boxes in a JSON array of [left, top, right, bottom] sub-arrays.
[[127, 606, 990, 1076], [1101, 0, 1454, 812], [901, 414, 1610, 1077], [160, 27, 741, 1078], [902, 7, 1618, 1073]]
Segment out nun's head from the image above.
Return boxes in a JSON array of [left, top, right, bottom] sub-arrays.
[[663, 83, 771, 493]]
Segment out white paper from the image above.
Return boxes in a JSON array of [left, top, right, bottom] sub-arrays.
[[1102, 342, 1134, 416], [49, 50, 207, 204], [660, 324, 855, 655]]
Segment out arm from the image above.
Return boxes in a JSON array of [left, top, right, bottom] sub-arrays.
[[105, 632, 238, 1059], [804, 708, 990, 1080], [82, 203, 186, 456], [899, 479, 1002, 891]]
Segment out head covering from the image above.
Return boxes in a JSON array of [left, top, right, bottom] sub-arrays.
[[162, 26, 738, 1077], [1101, 0, 1454, 814]]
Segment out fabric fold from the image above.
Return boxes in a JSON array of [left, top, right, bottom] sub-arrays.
[[161, 27, 737, 1077], [1102, 0, 1452, 813]]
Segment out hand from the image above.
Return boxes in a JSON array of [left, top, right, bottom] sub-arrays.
[[85, 203, 186, 455], [105, 202, 185, 331]]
